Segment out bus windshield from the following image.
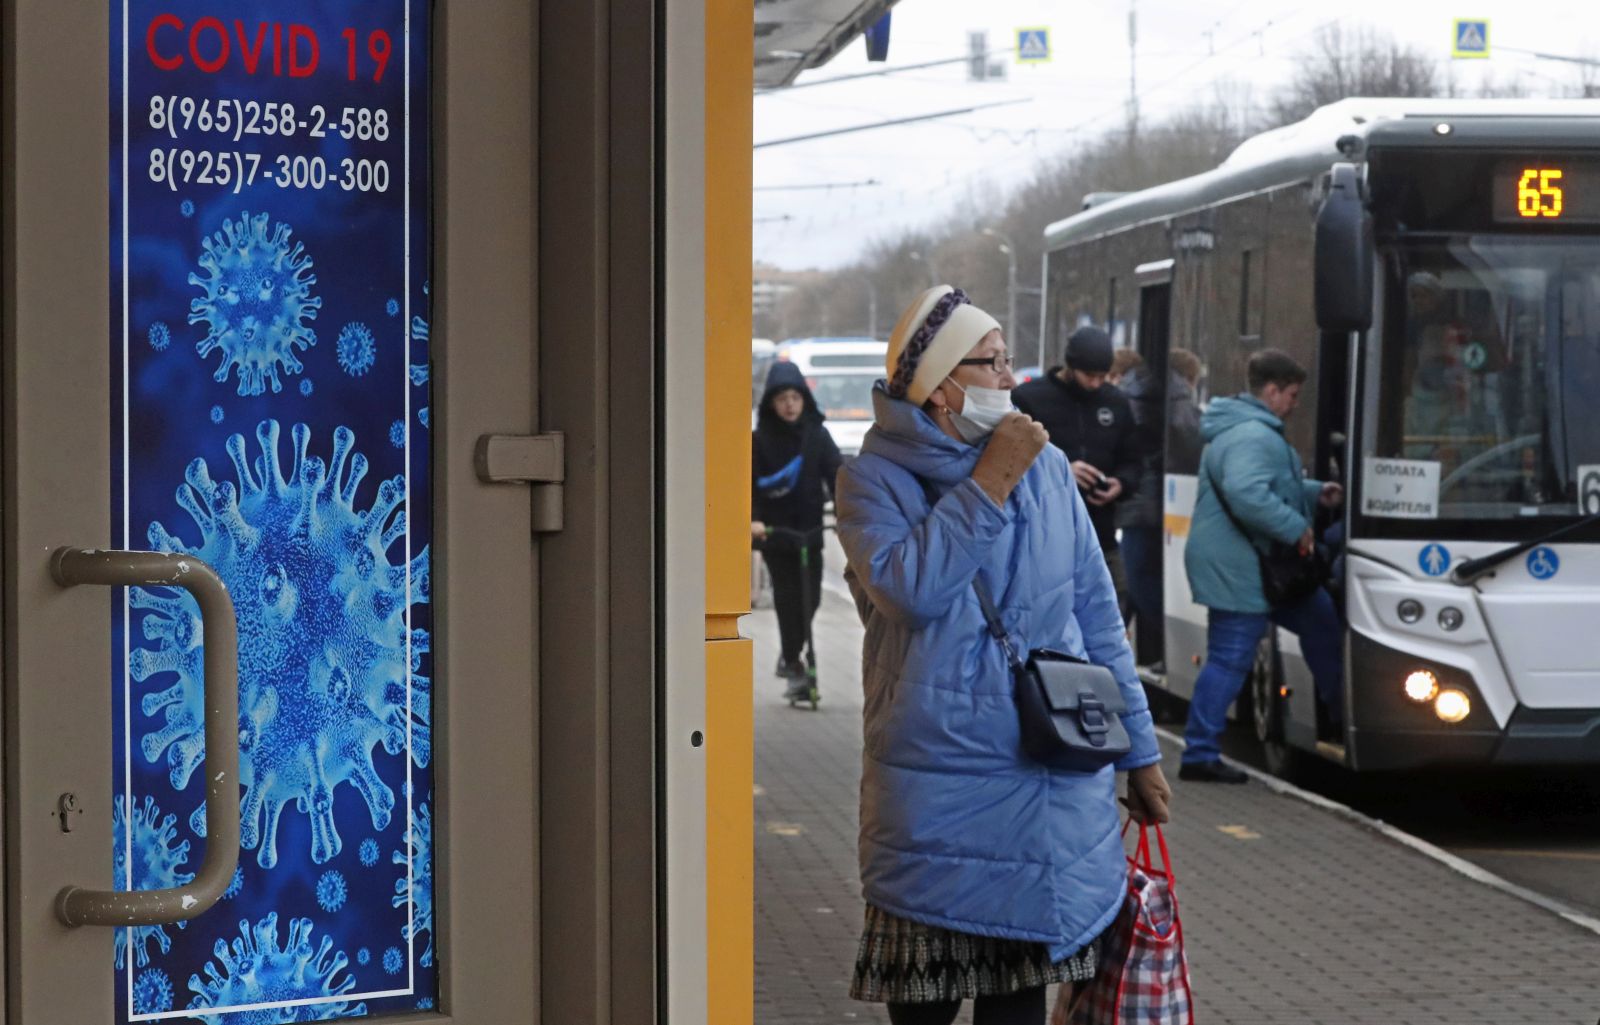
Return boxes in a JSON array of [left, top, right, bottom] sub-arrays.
[[1363, 236, 1600, 526]]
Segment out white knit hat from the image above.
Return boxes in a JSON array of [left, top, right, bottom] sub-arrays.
[[885, 286, 1001, 405]]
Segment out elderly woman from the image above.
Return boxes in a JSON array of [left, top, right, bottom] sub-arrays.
[[836, 286, 1172, 1025]]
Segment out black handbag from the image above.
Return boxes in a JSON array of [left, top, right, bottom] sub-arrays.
[[972, 575, 1132, 772], [1203, 456, 1328, 607]]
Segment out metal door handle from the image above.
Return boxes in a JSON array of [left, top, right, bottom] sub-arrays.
[[50, 548, 240, 928]]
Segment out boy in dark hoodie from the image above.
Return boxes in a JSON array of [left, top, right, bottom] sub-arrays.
[[752, 361, 843, 687]]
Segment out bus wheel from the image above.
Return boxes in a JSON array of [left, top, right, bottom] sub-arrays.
[[1250, 638, 1300, 779]]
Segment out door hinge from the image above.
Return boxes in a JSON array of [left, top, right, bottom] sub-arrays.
[[475, 433, 566, 534]]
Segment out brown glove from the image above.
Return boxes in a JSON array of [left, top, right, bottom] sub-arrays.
[[971, 413, 1048, 506], [1122, 763, 1172, 824]]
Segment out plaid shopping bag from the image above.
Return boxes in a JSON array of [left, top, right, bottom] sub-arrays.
[[1074, 823, 1195, 1025]]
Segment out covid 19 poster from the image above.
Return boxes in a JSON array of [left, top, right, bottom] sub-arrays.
[[110, 3, 435, 1019]]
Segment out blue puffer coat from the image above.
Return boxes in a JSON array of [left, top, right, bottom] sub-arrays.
[[1184, 395, 1325, 614], [835, 384, 1162, 962]]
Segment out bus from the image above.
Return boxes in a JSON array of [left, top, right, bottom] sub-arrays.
[[1040, 98, 1600, 775]]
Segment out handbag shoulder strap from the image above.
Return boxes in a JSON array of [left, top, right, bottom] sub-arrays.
[[971, 575, 1025, 671], [1202, 428, 1301, 545], [918, 474, 1024, 671], [1201, 455, 1254, 542]]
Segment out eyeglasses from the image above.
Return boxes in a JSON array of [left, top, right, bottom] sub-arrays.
[[956, 353, 1015, 374]]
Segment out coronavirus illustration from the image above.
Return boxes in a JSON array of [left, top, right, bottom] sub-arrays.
[[410, 315, 428, 343], [386, 298, 400, 317], [382, 946, 403, 976], [187, 913, 366, 1023], [114, 794, 194, 969], [393, 802, 435, 967], [300, 378, 315, 397], [180, 198, 196, 218], [131, 419, 431, 868], [336, 321, 376, 377], [359, 838, 380, 868], [211, 405, 225, 424], [419, 408, 430, 430], [149, 321, 173, 352], [408, 363, 429, 386], [134, 967, 175, 1015], [224, 865, 244, 900], [188, 211, 322, 396], [389, 420, 406, 449], [356, 947, 370, 967], [316, 869, 349, 913]]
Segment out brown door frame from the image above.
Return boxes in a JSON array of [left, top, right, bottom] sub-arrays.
[[535, 0, 662, 1019]]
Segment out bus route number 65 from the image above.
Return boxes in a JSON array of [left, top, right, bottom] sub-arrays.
[[1518, 167, 1564, 218]]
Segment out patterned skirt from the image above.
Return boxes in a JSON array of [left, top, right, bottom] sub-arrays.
[[849, 904, 1103, 1005]]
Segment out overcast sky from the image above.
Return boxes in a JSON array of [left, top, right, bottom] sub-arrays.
[[754, 0, 1600, 270]]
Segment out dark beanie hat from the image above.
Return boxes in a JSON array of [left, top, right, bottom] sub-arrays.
[[1065, 326, 1114, 372]]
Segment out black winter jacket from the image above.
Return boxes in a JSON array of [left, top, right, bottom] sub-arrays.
[[752, 362, 842, 551], [1115, 367, 1164, 530], [1013, 367, 1144, 550]]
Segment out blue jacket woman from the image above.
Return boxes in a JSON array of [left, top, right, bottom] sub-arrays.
[[837, 286, 1169, 1025]]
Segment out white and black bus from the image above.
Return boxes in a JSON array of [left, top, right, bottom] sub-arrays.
[[1041, 98, 1600, 774]]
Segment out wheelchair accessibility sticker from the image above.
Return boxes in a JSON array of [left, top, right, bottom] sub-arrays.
[[1526, 546, 1560, 581], [1419, 543, 1451, 577]]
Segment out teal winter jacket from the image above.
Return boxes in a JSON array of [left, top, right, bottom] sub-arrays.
[[1184, 394, 1324, 614], [835, 383, 1162, 962]]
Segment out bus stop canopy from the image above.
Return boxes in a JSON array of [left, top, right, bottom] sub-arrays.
[[755, 0, 899, 88]]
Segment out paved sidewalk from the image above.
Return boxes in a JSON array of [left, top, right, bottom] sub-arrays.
[[751, 589, 1600, 1024]]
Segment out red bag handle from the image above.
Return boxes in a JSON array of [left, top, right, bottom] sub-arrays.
[[1122, 820, 1177, 891]]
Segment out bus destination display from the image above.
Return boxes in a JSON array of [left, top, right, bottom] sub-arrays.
[[1493, 158, 1600, 224]]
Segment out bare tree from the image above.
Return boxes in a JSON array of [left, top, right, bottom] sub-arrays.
[[1268, 25, 1440, 126]]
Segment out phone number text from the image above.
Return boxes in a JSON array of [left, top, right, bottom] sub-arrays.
[[148, 95, 392, 144], [148, 148, 392, 194]]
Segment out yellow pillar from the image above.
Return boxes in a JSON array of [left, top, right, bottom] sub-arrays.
[[704, 0, 754, 1021]]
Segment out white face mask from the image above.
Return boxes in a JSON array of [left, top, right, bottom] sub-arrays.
[[946, 381, 1013, 443]]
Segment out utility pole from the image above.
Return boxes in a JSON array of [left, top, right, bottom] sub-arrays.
[[982, 227, 1018, 362], [1127, 1, 1139, 142], [865, 278, 880, 339]]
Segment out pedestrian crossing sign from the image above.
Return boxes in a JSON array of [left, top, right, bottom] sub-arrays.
[[1017, 28, 1050, 64], [1452, 19, 1489, 59]]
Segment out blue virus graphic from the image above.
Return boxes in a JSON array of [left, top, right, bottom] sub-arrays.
[[417, 997, 435, 1010], [300, 378, 315, 397], [189, 211, 322, 396], [359, 837, 380, 868], [386, 298, 400, 317], [132, 420, 431, 868], [410, 316, 429, 344], [187, 913, 366, 1023], [114, 795, 193, 969], [336, 321, 376, 377], [393, 802, 435, 968], [180, 198, 196, 218], [382, 946, 404, 976], [408, 364, 429, 387], [316, 869, 349, 913], [357, 947, 370, 966], [389, 420, 406, 449], [419, 408, 430, 430], [148, 321, 173, 352], [224, 865, 244, 900], [210, 405, 225, 425], [134, 967, 175, 1015]]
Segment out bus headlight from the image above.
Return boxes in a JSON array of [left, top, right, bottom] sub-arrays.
[[1438, 607, 1464, 632], [1403, 670, 1439, 703], [1434, 689, 1472, 723], [1397, 599, 1424, 624]]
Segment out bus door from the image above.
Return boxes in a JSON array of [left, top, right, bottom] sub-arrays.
[[1133, 261, 1173, 667], [5, 4, 543, 1021]]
